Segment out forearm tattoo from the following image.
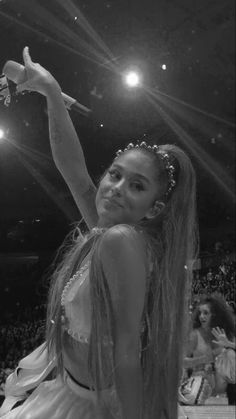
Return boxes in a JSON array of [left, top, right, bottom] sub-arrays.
[[49, 113, 64, 146]]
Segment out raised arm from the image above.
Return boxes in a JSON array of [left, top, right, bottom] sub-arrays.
[[99, 226, 147, 419], [17, 47, 98, 229]]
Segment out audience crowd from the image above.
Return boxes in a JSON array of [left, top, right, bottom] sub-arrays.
[[0, 245, 235, 402], [192, 260, 235, 314], [0, 305, 46, 398]]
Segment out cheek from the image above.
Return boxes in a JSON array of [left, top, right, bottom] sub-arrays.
[[96, 179, 111, 207], [99, 177, 110, 192], [134, 193, 154, 210], [97, 179, 107, 196], [95, 185, 103, 207], [128, 196, 151, 216]]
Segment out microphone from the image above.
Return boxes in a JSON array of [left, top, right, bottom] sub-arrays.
[[2, 60, 91, 116]]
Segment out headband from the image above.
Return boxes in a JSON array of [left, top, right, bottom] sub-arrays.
[[115, 141, 176, 198]]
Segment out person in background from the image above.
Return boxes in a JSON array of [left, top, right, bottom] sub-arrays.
[[183, 294, 235, 401], [212, 325, 236, 405], [0, 47, 199, 419]]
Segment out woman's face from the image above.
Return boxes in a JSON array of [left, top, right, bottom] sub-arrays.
[[95, 150, 162, 227], [198, 304, 212, 329]]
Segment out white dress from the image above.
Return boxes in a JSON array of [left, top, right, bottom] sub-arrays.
[[0, 259, 119, 419]]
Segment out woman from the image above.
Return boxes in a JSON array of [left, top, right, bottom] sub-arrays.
[[0, 47, 198, 419], [182, 294, 235, 400], [212, 324, 236, 405]]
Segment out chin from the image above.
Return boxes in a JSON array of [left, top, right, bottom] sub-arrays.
[[97, 213, 118, 227]]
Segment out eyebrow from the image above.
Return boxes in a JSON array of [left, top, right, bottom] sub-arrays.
[[112, 163, 151, 185]]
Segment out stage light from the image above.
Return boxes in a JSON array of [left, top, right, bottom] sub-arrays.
[[123, 70, 142, 88], [0, 128, 5, 140]]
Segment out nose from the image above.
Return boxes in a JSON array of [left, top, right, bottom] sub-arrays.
[[111, 179, 125, 196], [111, 185, 122, 197]]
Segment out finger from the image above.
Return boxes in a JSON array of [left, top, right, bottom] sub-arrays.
[[16, 82, 33, 93], [23, 46, 33, 67]]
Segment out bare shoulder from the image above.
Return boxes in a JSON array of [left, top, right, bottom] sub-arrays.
[[99, 224, 146, 258], [101, 223, 138, 238]]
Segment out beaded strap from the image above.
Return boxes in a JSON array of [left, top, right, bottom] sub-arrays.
[[61, 261, 90, 343], [61, 262, 90, 306]]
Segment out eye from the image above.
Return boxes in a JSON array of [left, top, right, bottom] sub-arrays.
[[131, 182, 144, 191], [108, 169, 121, 180]]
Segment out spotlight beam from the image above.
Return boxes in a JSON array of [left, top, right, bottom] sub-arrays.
[[154, 87, 235, 128], [146, 92, 235, 202], [4, 136, 77, 221], [0, 9, 115, 72]]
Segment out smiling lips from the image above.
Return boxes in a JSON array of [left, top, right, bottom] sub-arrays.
[[103, 197, 123, 208]]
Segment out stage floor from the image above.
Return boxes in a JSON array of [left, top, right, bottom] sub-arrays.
[[179, 395, 235, 419]]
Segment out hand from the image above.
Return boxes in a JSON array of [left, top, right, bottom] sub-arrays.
[[212, 327, 230, 348], [17, 46, 61, 97]]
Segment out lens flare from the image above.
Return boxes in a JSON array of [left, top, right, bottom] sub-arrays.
[[123, 71, 142, 88]]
